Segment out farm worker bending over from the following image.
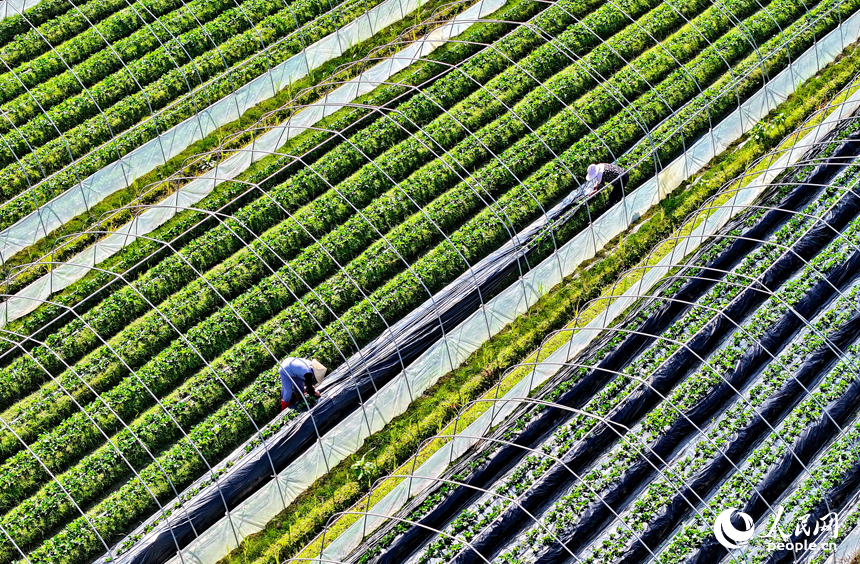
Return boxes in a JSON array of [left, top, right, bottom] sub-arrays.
[[279, 357, 327, 411], [584, 162, 629, 207]]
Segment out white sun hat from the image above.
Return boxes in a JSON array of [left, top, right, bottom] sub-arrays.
[[311, 359, 328, 384], [586, 163, 605, 184]]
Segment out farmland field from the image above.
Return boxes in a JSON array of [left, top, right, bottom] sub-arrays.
[[3, 0, 860, 561], [312, 90, 860, 564]]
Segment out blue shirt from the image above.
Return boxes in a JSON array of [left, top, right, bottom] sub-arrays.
[[280, 357, 313, 402]]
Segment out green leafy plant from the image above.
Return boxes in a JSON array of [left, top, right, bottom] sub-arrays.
[[351, 451, 377, 485]]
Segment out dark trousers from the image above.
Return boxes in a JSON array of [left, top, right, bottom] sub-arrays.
[[282, 373, 317, 410], [295, 373, 316, 398]]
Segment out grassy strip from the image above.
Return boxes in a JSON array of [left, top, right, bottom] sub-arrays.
[[0, 0, 542, 384], [0, 0, 515, 290], [2, 3, 802, 559], [0, 0, 338, 151], [0, 0, 700, 545], [4, 7, 846, 562], [214, 38, 860, 564], [30, 0, 833, 559], [293, 0, 843, 373], [0, 0, 379, 215], [0, 3, 848, 560], [0, 10, 411, 272], [0, 0, 708, 468], [426, 178, 859, 564], [0, 0, 552, 560]]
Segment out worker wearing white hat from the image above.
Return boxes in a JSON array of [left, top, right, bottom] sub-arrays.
[[585, 162, 628, 203], [279, 357, 327, 410]]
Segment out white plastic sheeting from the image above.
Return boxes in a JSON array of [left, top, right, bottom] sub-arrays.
[[0, 0, 42, 20], [160, 11, 860, 564], [0, 0, 427, 264], [314, 49, 860, 564], [99, 4, 513, 559], [0, 0, 501, 325]]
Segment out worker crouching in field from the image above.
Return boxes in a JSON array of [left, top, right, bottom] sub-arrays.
[[585, 162, 629, 208], [279, 357, 327, 410]]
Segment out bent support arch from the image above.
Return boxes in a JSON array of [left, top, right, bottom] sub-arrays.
[[303, 79, 860, 564]]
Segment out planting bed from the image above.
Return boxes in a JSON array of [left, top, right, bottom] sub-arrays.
[[0, 0, 407, 229], [339, 100, 860, 564], [4, 0, 860, 561]]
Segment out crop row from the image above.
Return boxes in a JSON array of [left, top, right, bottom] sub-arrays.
[[0, 0, 665, 423], [0, 0, 792, 508], [0, 2, 815, 558], [0, 0, 720, 464], [642, 181, 860, 562], [293, 0, 852, 366], [1, 1, 848, 560], [808, 497, 860, 563], [404, 170, 854, 564], [89, 0, 860, 548], [281, 51, 860, 564], [292, 120, 848, 561], [0, 0, 640, 552], [0, 0, 135, 68], [0, 0, 102, 54], [0, 0, 230, 107], [742, 416, 860, 564], [0, 0, 574, 367], [50, 0, 856, 496], [0, 11, 529, 556], [483, 0, 858, 241], [0, 0, 570, 409], [0, 0, 794, 233], [0, 0, 727, 530], [521, 146, 860, 564], [550, 293, 860, 563], [348, 174, 785, 564], [0, 0, 264, 107], [658, 341, 860, 562], [0, 0, 322, 151], [3, 0, 772, 370], [528, 183, 860, 564], [0, 0, 543, 366], [0, 0, 406, 228], [0, 0, 373, 206], [379, 125, 860, 564], [0, 22, 544, 512], [0, 0, 278, 123], [611, 0, 856, 183]]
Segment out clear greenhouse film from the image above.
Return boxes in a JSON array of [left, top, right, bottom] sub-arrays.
[[0, 0, 43, 20], [1, 0, 859, 564], [313, 82, 860, 564], [0, 0, 506, 326], [154, 15, 860, 564], [312, 88, 860, 563], [0, 0, 435, 263]]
